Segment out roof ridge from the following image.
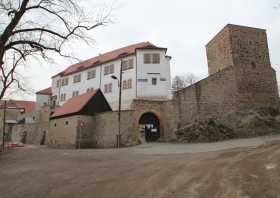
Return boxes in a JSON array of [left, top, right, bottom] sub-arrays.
[[51, 90, 98, 118], [52, 41, 157, 78]]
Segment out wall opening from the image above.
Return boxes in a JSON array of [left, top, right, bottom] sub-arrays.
[[40, 131, 47, 145], [139, 112, 160, 142], [20, 131, 27, 144]]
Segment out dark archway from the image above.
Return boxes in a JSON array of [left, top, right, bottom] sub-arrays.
[[139, 113, 160, 142], [40, 131, 47, 145]]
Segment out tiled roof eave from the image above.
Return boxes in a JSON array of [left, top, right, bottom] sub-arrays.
[[51, 53, 137, 78]]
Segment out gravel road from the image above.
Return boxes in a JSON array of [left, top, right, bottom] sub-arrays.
[[1, 135, 280, 198]]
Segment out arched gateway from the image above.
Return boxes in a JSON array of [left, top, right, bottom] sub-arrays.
[[139, 112, 160, 142]]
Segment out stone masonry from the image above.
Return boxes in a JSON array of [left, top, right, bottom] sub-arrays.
[[174, 24, 279, 128]]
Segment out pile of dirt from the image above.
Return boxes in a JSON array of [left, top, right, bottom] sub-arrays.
[[222, 107, 280, 138], [175, 107, 280, 143], [176, 120, 236, 143]]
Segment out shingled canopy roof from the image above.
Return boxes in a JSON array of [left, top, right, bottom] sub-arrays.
[[52, 42, 167, 78], [36, 87, 52, 96], [51, 89, 112, 119]]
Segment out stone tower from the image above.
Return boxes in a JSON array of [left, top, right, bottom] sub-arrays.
[[206, 24, 278, 109]]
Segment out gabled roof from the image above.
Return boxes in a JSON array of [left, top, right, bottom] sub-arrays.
[[0, 100, 36, 113], [52, 42, 167, 78], [51, 89, 111, 119], [36, 87, 52, 96]]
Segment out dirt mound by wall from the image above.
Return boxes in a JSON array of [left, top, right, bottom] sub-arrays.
[[176, 107, 280, 143]]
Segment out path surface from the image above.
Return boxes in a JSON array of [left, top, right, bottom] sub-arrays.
[[1, 135, 280, 198], [132, 135, 280, 154]]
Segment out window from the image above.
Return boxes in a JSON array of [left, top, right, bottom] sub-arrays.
[[60, 93, 66, 101], [72, 91, 79, 97], [104, 64, 114, 75], [122, 80, 127, 90], [87, 70, 96, 80], [152, 78, 157, 85], [144, 54, 151, 64], [138, 79, 148, 83], [54, 123, 57, 127], [61, 78, 68, 86], [160, 78, 167, 81], [152, 53, 160, 64], [123, 79, 132, 90], [73, 74, 81, 83], [56, 80, 60, 88], [104, 83, 112, 93], [144, 53, 160, 64], [65, 121, 69, 125], [87, 87, 94, 92], [127, 79, 132, 89], [122, 59, 134, 71]]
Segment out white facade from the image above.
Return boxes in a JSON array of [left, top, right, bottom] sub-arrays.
[[51, 47, 172, 110]]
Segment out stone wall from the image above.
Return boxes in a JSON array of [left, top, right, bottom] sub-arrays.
[[91, 111, 136, 148], [11, 122, 49, 145], [47, 111, 136, 149], [174, 66, 238, 126], [207, 26, 233, 75], [48, 116, 80, 149], [10, 106, 51, 145], [229, 25, 279, 109]]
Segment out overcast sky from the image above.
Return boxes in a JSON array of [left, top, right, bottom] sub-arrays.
[[18, 0, 280, 100]]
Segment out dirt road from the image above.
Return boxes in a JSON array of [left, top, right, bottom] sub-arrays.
[[1, 136, 280, 198]]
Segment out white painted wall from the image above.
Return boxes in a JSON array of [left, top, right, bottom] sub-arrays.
[[51, 48, 172, 111], [136, 49, 172, 100]]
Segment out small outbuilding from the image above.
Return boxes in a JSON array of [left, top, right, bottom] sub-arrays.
[[47, 89, 112, 149]]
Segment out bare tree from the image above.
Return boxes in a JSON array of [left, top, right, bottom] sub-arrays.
[[0, 0, 111, 99], [172, 73, 200, 91], [172, 75, 185, 91]]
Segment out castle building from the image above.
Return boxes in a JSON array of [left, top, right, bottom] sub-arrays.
[[51, 42, 172, 110], [11, 24, 279, 148]]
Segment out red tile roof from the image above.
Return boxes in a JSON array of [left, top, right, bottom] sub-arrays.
[[36, 87, 52, 95], [53, 42, 166, 78], [0, 100, 36, 113], [51, 91, 97, 118]]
